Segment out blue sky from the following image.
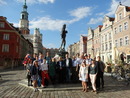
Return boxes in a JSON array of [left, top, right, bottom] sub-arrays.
[[1, 0, 130, 49]]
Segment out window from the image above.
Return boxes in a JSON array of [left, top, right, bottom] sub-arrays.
[[120, 38, 123, 46], [109, 33, 111, 39], [102, 56, 104, 61], [102, 44, 104, 51], [2, 44, 9, 52], [0, 22, 4, 28], [17, 36, 19, 42], [119, 25, 122, 32], [115, 40, 118, 47], [119, 13, 122, 20], [114, 28, 117, 34], [110, 55, 112, 60], [22, 15, 24, 19], [124, 22, 128, 30], [102, 36, 104, 42], [125, 36, 129, 45], [105, 34, 107, 41], [3, 34, 9, 40], [16, 46, 18, 53], [105, 44, 108, 50], [105, 24, 107, 28], [109, 42, 112, 50]]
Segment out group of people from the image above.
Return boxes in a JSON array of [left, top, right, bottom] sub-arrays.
[[77, 54, 105, 94], [23, 52, 105, 93]]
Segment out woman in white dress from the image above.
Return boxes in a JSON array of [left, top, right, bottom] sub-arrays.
[[79, 60, 89, 92]]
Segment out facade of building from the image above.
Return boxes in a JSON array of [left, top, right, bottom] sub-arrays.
[[80, 35, 87, 55], [100, 16, 114, 63], [87, 27, 94, 57], [19, 0, 43, 55], [67, 41, 80, 58], [43, 48, 59, 58], [88, 4, 130, 63], [113, 4, 130, 63], [93, 25, 102, 58], [0, 16, 33, 69]]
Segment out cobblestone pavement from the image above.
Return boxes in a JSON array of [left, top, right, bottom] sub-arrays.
[[0, 66, 130, 98]]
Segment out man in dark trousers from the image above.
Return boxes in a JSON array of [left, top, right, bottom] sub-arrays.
[[64, 53, 72, 83], [96, 56, 105, 90], [56, 57, 65, 83]]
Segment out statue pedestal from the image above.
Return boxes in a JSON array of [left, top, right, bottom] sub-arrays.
[[58, 48, 68, 59]]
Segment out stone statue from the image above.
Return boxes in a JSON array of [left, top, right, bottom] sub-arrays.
[[60, 24, 68, 50]]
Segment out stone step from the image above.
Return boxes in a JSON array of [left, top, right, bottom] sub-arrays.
[[19, 79, 82, 92]]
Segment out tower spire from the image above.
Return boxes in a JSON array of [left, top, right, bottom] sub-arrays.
[[25, 0, 26, 5], [19, 0, 29, 34]]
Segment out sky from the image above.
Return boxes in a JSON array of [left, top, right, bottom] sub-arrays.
[[1, 0, 130, 49]]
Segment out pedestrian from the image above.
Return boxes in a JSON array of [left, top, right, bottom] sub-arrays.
[[45, 52, 51, 66], [38, 54, 43, 81], [96, 56, 105, 89], [85, 54, 92, 88], [79, 60, 88, 92], [56, 57, 65, 83], [49, 58, 56, 85], [23, 54, 31, 68], [40, 58, 50, 88], [71, 56, 78, 83], [76, 53, 84, 72], [26, 59, 33, 86], [88, 60, 98, 94], [32, 53, 37, 63], [31, 60, 40, 92], [64, 53, 72, 83]]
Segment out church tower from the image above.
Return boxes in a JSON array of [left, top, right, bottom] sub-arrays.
[[19, 0, 30, 34]]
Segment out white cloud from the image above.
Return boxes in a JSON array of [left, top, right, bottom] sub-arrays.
[[69, 7, 91, 20], [12, 22, 19, 27], [106, 0, 130, 16], [30, 16, 69, 31], [30, 6, 92, 31], [88, 17, 103, 24], [38, 0, 55, 4], [45, 43, 56, 48], [106, 0, 119, 16], [16, 0, 55, 4], [0, 0, 7, 5], [96, 12, 105, 16], [122, 0, 130, 6]]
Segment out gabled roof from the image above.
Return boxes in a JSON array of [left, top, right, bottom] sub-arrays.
[[98, 25, 103, 28], [126, 6, 130, 11], [109, 17, 115, 21]]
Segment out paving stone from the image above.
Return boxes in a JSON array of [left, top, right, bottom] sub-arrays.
[[0, 66, 130, 98]]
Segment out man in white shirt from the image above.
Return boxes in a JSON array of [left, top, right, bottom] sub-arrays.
[[41, 58, 50, 88], [65, 54, 72, 83]]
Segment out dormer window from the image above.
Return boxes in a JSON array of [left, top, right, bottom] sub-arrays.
[[124, 22, 128, 30], [119, 25, 122, 32], [119, 13, 122, 20], [0, 22, 4, 28], [105, 24, 107, 28]]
